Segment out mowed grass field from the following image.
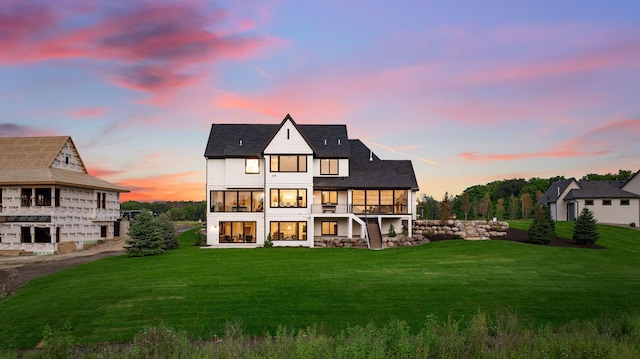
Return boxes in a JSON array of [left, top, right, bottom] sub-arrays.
[[0, 222, 639, 348]]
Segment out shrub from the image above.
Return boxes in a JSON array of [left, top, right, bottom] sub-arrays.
[[631, 222, 637, 228], [125, 209, 164, 257], [527, 205, 555, 245], [129, 326, 188, 359], [388, 223, 397, 237], [158, 213, 179, 250], [41, 321, 74, 359], [194, 230, 207, 246], [264, 233, 274, 248], [573, 208, 600, 245]]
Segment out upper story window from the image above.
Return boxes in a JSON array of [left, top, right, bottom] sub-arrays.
[[353, 189, 408, 214], [320, 159, 338, 175], [621, 199, 630, 205], [210, 190, 264, 212], [270, 189, 307, 208], [602, 199, 612, 206], [97, 192, 106, 209], [270, 155, 307, 172], [585, 200, 594, 206], [21, 189, 31, 207], [245, 159, 260, 174], [321, 190, 338, 205], [35, 188, 52, 207]]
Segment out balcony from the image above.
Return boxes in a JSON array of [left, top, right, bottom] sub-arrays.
[[311, 204, 409, 215], [311, 204, 351, 214]]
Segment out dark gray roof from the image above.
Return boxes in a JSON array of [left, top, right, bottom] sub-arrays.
[[564, 181, 640, 200], [313, 140, 419, 190], [204, 116, 419, 191], [204, 119, 350, 159], [539, 178, 575, 204]]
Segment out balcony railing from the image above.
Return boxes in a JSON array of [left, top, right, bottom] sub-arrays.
[[311, 204, 408, 215]]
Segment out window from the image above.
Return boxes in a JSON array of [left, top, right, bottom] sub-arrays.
[[322, 221, 338, 235], [621, 199, 630, 206], [35, 188, 52, 206], [320, 159, 338, 175], [55, 189, 61, 207], [270, 189, 307, 208], [219, 221, 256, 243], [352, 189, 408, 214], [100, 225, 108, 238], [35, 227, 51, 243], [270, 221, 306, 240], [245, 159, 260, 174], [21, 227, 31, 243], [96, 192, 106, 209], [603, 199, 612, 206], [0, 188, 3, 212], [270, 155, 307, 172], [209, 191, 264, 212], [21, 189, 32, 207], [321, 190, 338, 205], [585, 200, 594, 206]]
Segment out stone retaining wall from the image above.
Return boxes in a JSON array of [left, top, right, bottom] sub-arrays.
[[314, 236, 367, 248], [412, 220, 509, 240]]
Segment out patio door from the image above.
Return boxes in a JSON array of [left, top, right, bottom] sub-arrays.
[[567, 202, 576, 221]]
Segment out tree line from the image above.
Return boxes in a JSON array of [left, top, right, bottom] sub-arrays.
[[418, 169, 634, 221], [121, 200, 206, 222]]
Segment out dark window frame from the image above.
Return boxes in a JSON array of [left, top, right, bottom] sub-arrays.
[[270, 188, 307, 208], [270, 221, 307, 240], [585, 199, 594, 206], [603, 199, 612, 206], [21, 188, 32, 207], [321, 190, 338, 205], [352, 189, 408, 214], [209, 190, 264, 212], [270, 155, 307, 172], [321, 221, 338, 235], [320, 159, 339, 175], [219, 221, 256, 243], [621, 199, 630, 206]]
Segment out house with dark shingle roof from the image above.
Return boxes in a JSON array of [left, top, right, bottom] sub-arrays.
[[0, 136, 129, 255], [204, 114, 419, 248], [539, 171, 640, 225]]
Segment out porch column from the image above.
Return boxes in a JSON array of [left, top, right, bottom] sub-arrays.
[[347, 218, 353, 239], [30, 226, 35, 244]]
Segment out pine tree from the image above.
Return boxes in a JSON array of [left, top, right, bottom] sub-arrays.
[[158, 213, 179, 250], [125, 209, 164, 257], [572, 207, 599, 245], [527, 205, 555, 245]]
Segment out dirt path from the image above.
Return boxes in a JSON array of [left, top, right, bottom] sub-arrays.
[[0, 239, 125, 297]]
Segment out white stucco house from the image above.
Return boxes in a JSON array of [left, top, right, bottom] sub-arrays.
[[0, 136, 129, 255], [204, 114, 419, 248], [539, 170, 640, 226]]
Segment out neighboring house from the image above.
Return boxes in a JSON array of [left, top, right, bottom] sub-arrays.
[[0, 136, 129, 255], [204, 114, 419, 248], [539, 170, 640, 225]]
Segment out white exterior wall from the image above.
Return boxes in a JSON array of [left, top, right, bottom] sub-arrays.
[[225, 158, 263, 188], [578, 199, 640, 225], [0, 186, 120, 254], [555, 181, 581, 221], [623, 173, 640, 195], [51, 140, 85, 172]]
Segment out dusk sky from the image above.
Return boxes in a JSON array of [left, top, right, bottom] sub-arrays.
[[2, 0, 639, 202]]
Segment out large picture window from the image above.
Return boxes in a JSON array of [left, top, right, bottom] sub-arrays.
[[320, 159, 338, 175], [270, 189, 307, 208], [270, 155, 307, 172], [220, 221, 256, 243], [21, 189, 31, 207], [321, 190, 338, 205], [270, 221, 307, 240], [209, 190, 264, 212], [352, 189, 408, 214]]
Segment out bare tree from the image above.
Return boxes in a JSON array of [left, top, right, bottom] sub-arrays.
[[438, 192, 452, 224], [478, 193, 490, 219]]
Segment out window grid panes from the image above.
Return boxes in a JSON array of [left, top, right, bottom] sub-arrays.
[[320, 159, 338, 175], [270, 155, 307, 172], [220, 221, 256, 243], [209, 191, 264, 212], [321, 221, 338, 235], [352, 189, 408, 214], [270, 221, 307, 240], [270, 189, 307, 208]]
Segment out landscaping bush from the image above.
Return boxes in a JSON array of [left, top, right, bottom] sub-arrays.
[[158, 213, 179, 250], [573, 207, 600, 245], [527, 205, 555, 244], [125, 209, 164, 257]]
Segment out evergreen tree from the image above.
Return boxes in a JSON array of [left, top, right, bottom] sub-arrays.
[[572, 208, 599, 245], [527, 205, 555, 245], [438, 192, 452, 223], [158, 213, 180, 250], [125, 209, 164, 257]]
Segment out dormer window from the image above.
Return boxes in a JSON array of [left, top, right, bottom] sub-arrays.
[[245, 159, 260, 174]]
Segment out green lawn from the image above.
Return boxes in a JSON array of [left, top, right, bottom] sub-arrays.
[[1, 222, 639, 348]]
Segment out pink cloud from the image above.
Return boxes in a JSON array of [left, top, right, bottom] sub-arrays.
[[117, 171, 204, 202], [86, 166, 123, 177], [67, 107, 108, 119], [0, 1, 283, 99]]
